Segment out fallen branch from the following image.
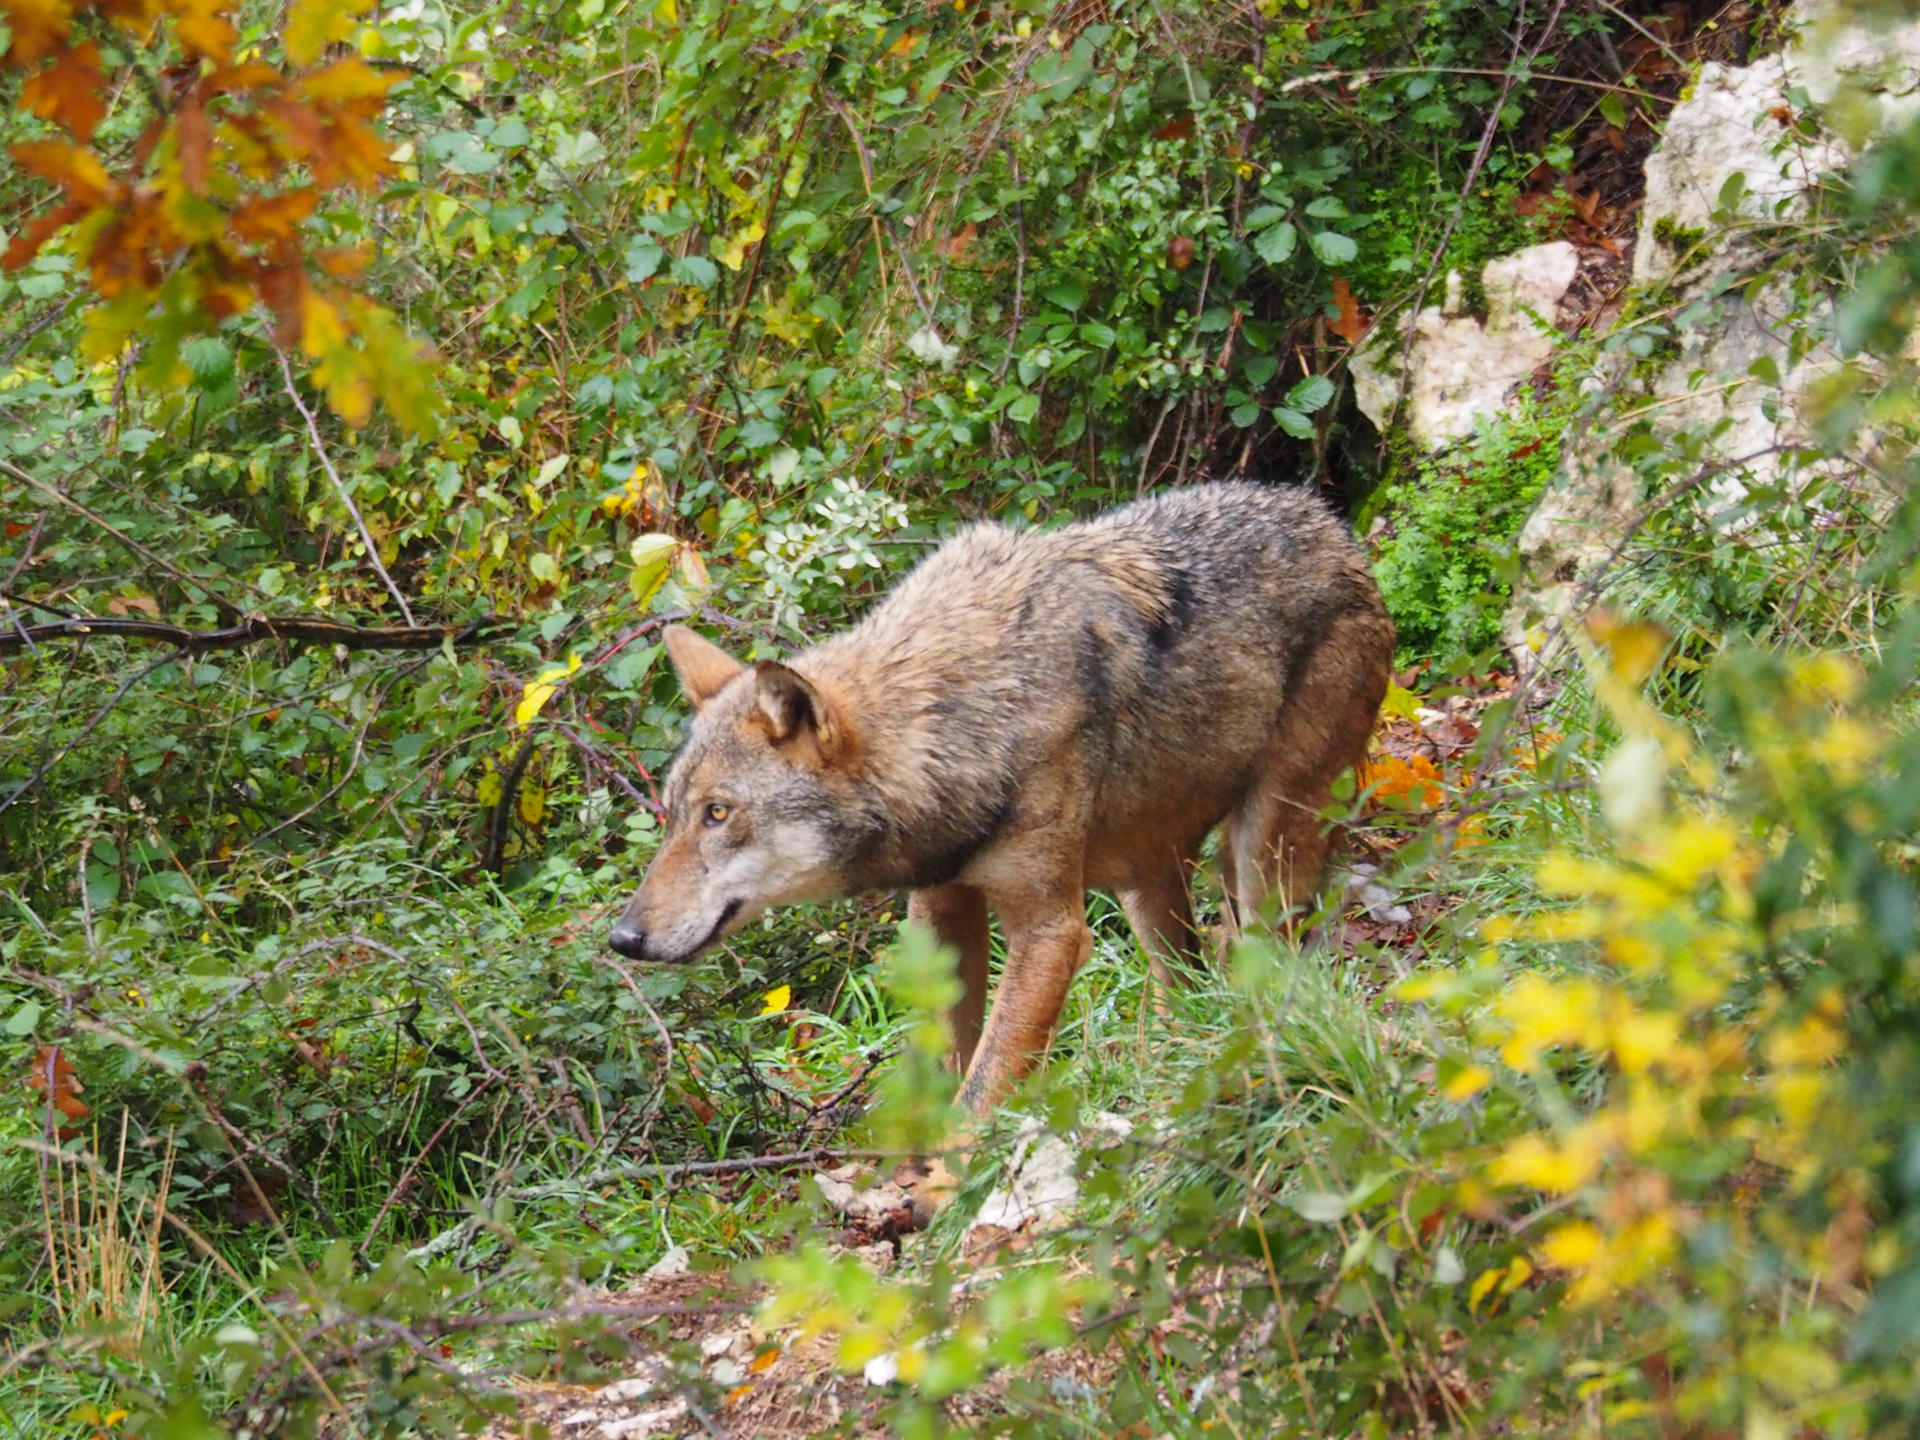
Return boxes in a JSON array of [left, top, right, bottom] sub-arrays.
[[0, 613, 508, 654]]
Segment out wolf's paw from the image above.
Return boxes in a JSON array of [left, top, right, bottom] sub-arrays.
[[901, 1156, 961, 1229]]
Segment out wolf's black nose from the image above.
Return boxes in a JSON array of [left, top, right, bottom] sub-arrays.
[[608, 920, 648, 959]]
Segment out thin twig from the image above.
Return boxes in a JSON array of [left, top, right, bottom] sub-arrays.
[[271, 341, 416, 625]]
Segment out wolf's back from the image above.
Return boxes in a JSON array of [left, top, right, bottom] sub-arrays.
[[798, 481, 1391, 886]]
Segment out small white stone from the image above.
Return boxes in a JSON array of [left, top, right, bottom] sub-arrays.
[[864, 1352, 900, 1386], [642, 1245, 689, 1280], [699, 1331, 737, 1358]]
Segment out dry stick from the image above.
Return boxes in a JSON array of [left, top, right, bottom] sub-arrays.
[[0, 612, 503, 653], [0, 458, 256, 617], [0, 645, 187, 819], [271, 342, 416, 625]]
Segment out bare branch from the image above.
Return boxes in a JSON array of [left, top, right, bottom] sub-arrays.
[[0, 613, 508, 654], [270, 340, 417, 625]]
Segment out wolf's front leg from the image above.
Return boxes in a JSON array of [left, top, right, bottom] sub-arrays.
[[906, 883, 992, 1071], [955, 888, 1092, 1113]]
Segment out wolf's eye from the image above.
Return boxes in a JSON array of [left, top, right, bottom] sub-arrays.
[[704, 803, 731, 826]]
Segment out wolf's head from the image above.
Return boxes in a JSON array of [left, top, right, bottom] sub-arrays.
[[609, 626, 868, 963]]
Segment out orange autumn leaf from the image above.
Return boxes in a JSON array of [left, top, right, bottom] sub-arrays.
[[1, 0, 76, 65], [12, 136, 118, 204], [1330, 275, 1368, 344], [1361, 752, 1445, 810], [170, 0, 238, 62], [231, 186, 319, 243], [27, 1044, 90, 1137], [21, 40, 107, 141]]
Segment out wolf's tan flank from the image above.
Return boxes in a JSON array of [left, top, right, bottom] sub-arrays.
[[610, 481, 1394, 1110]]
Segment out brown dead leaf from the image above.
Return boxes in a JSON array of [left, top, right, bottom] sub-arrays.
[[21, 41, 108, 142], [1329, 275, 1368, 344], [1166, 234, 1194, 271], [107, 594, 160, 616], [27, 1045, 90, 1138]]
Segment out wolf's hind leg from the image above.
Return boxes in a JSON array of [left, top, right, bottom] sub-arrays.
[[907, 883, 993, 1072], [1231, 611, 1392, 920], [1120, 860, 1200, 986]]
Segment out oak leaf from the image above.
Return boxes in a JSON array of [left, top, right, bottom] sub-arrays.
[[170, 0, 237, 62], [1, 0, 75, 65], [21, 40, 107, 141], [284, 0, 373, 65]]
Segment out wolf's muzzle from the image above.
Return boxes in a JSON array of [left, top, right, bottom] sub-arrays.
[[608, 919, 649, 959]]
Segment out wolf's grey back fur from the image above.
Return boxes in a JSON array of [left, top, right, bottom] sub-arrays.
[[793, 479, 1389, 895]]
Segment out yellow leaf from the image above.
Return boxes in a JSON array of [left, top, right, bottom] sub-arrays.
[[517, 780, 546, 825], [285, 0, 373, 65], [1467, 1267, 1504, 1314], [676, 544, 710, 589], [514, 656, 581, 727], [1441, 1063, 1491, 1102], [760, 985, 791, 1015], [1540, 1220, 1603, 1271], [629, 532, 678, 607], [477, 771, 503, 807], [1584, 610, 1670, 686], [1379, 681, 1420, 720]]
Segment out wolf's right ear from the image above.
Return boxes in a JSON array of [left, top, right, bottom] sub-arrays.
[[662, 625, 745, 710]]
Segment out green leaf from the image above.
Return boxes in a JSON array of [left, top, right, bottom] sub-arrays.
[[624, 237, 665, 283], [1309, 230, 1358, 266], [1286, 374, 1336, 413], [672, 255, 718, 288], [1598, 91, 1628, 129], [1243, 354, 1278, 388], [1006, 393, 1041, 424], [4, 1001, 41, 1037], [1231, 402, 1260, 427], [1253, 221, 1296, 265], [1244, 205, 1288, 231], [1304, 196, 1348, 219], [1287, 1190, 1349, 1224], [1273, 406, 1315, 439], [1042, 282, 1085, 312]]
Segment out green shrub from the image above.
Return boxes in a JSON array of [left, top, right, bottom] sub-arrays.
[[1370, 396, 1564, 661]]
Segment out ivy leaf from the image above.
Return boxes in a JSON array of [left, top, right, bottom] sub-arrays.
[[1253, 221, 1296, 265], [1309, 230, 1358, 266]]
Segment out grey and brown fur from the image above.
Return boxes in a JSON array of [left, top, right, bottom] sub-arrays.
[[610, 480, 1394, 1111]]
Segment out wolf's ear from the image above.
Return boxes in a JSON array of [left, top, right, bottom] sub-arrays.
[[751, 662, 846, 760], [663, 625, 744, 710]]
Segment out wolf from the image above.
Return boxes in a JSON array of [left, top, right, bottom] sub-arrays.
[[609, 480, 1394, 1112]]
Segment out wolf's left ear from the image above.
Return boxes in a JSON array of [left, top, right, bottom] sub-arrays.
[[751, 662, 847, 760], [663, 624, 745, 710]]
